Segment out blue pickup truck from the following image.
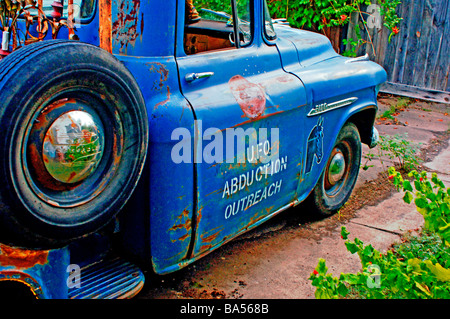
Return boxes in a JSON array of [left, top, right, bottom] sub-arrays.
[[0, 0, 386, 299]]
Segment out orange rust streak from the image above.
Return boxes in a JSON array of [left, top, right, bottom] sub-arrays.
[[201, 229, 221, 244], [0, 244, 49, 269], [168, 219, 192, 232], [219, 110, 286, 134], [182, 208, 190, 218], [176, 233, 190, 242], [154, 87, 171, 109], [99, 0, 112, 54]]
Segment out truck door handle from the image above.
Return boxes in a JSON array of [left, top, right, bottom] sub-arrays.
[[185, 72, 214, 83]]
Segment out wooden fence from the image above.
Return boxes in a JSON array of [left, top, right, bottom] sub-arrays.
[[346, 0, 450, 103]]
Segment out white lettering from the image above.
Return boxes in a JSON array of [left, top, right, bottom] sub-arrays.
[[260, 186, 267, 201], [231, 177, 238, 195], [225, 204, 233, 219], [256, 166, 263, 181], [222, 180, 230, 199], [263, 139, 270, 156], [224, 179, 283, 219], [221, 156, 287, 198], [180, 303, 215, 316]]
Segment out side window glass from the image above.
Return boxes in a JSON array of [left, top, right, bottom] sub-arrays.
[[29, 0, 95, 21], [184, 0, 253, 55], [235, 0, 252, 46], [263, 0, 276, 39]]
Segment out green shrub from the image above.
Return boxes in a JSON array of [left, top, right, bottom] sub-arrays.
[[309, 169, 450, 299]]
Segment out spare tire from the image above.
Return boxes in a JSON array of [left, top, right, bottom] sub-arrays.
[[0, 40, 148, 248]]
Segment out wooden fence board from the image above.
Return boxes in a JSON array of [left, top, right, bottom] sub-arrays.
[[413, 0, 433, 88], [435, 1, 450, 90], [345, 0, 450, 102], [403, 0, 423, 86]]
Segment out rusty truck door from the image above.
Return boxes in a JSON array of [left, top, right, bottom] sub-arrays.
[[174, 0, 307, 257]]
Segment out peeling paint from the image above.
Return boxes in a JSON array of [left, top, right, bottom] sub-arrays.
[[146, 62, 171, 109], [99, 0, 112, 53], [229, 75, 266, 119], [199, 228, 222, 251], [112, 0, 141, 53], [168, 208, 192, 243], [0, 245, 49, 269], [147, 62, 169, 91], [168, 219, 192, 232]]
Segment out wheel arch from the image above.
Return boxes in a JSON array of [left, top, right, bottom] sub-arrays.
[[0, 277, 42, 299], [344, 105, 378, 147]]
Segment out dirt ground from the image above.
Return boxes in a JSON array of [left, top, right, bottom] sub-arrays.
[[136, 94, 449, 300]]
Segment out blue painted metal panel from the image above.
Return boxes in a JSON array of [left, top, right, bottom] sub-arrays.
[[174, 0, 310, 265], [114, 54, 196, 273], [111, 0, 177, 57]]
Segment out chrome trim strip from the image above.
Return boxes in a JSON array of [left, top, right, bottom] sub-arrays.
[[307, 97, 358, 117], [345, 53, 370, 63]]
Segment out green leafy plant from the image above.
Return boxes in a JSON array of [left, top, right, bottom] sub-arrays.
[[309, 170, 450, 299], [378, 0, 402, 41], [389, 168, 450, 246], [363, 133, 422, 173], [379, 134, 422, 172], [266, 0, 402, 56], [310, 227, 450, 298], [341, 24, 363, 57]]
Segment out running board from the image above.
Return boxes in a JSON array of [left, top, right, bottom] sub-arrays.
[[68, 257, 145, 299]]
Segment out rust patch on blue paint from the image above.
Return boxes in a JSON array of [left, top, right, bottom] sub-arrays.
[[0, 244, 49, 269], [229, 75, 266, 120], [199, 228, 222, 251], [112, 0, 141, 53], [147, 62, 169, 91], [146, 62, 171, 109], [169, 208, 192, 242]]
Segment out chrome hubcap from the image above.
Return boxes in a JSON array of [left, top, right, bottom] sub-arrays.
[[327, 150, 346, 186], [42, 111, 104, 184]]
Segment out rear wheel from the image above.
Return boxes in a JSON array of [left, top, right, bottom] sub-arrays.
[[0, 40, 148, 248], [308, 123, 361, 217]]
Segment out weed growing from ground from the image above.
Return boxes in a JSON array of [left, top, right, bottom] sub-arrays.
[[362, 133, 422, 172]]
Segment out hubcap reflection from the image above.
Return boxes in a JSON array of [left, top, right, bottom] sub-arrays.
[[327, 150, 346, 186], [42, 111, 104, 184]]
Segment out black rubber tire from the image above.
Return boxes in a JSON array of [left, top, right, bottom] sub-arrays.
[[308, 122, 361, 217], [0, 40, 148, 248]]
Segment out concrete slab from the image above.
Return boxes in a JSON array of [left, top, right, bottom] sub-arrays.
[[350, 192, 423, 235], [396, 108, 449, 132], [376, 124, 436, 148], [231, 221, 398, 299], [424, 145, 450, 175]]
